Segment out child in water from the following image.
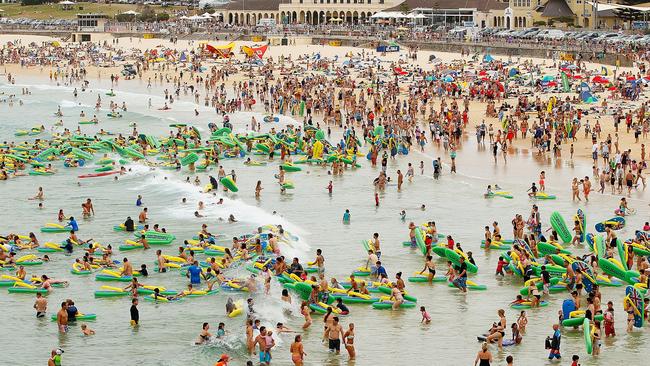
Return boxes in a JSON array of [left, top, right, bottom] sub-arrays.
[[400, 210, 406, 220], [420, 306, 431, 324], [342, 209, 350, 223]]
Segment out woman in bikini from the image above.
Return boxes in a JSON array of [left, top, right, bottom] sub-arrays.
[[290, 334, 306, 365], [343, 323, 355, 360], [300, 301, 312, 330], [418, 255, 436, 283]]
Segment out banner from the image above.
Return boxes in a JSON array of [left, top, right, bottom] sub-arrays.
[[561, 72, 570, 93]]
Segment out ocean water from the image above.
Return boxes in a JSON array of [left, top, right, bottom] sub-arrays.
[[0, 73, 648, 365]]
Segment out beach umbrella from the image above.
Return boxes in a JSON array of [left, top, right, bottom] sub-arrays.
[[442, 76, 454, 82]]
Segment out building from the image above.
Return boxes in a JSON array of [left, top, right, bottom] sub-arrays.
[[215, 0, 402, 25], [76, 13, 109, 32], [384, 0, 510, 28], [213, 0, 635, 28], [71, 13, 109, 42], [508, 0, 629, 29]]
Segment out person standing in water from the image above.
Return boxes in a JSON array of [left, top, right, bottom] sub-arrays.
[[290, 334, 306, 365], [255, 181, 263, 198], [34, 292, 47, 318], [474, 342, 492, 366], [130, 298, 139, 326]]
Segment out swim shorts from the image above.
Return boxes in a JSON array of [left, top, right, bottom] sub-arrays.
[[328, 339, 341, 351], [259, 351, 269, 363], [548, 351, 561, 360], [36, 312, 45, 318], [454, 276, 467, 289]]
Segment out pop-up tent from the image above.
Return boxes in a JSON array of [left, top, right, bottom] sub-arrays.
[[393, 67, 408, 76], [204, 42, 234, 58], [483, 54, 494, 63], [241, 45, 268, 59]]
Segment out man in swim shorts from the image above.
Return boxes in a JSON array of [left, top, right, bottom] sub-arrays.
[[327, 317, 345, 354], [34, 292, 47, 318], [254, 326, 270, 365], [452, 257, 468, 293], [56, 302, 68, 333]]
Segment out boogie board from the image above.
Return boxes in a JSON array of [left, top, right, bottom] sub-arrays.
[[476, 335, 516, 347], [571, 261, 595, 293], [550, 211, 572, 244], [595, 216, 625, 233], [562, 298, 576, 321], [625, 285, 644, 328], [575, 209, 586, 243]]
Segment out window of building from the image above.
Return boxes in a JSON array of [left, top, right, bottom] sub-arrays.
[[327, 0, 330, 3], [379, 0, 383, 3]]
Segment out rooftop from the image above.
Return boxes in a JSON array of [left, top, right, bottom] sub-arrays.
[[214, 0, 290, 11], [386, 0, 508, 12]]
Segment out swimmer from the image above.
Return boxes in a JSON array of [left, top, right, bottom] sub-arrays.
[[80, 323, 95, 336]]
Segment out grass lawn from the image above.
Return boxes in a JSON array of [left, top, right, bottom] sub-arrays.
[[0, 3, 185, 20]]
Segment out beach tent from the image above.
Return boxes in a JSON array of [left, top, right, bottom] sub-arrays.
[[578, 82, 591, 92], [508, 68, 519, 77], [483, 54, 494, 63], [542, 75, 555, 82], [393, 67, 408, 76], [205, 42, 234, 58], [179, 52, 187, 62], [592, 76, 609, 84], [442, 75, 454, 82], [242, 45, 268, 59], [580, 91, 597, 103]]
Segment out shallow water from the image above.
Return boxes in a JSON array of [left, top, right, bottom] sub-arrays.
[[1, 73, 648, 365]]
